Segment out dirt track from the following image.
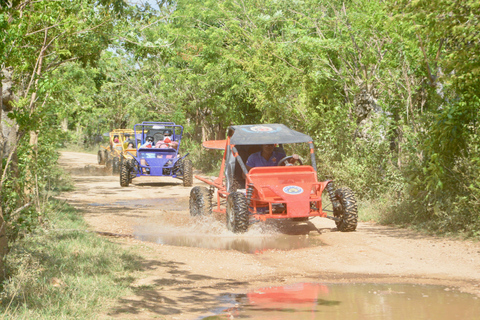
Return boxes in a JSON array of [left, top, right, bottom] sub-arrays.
[[58, 151, 480, 319]]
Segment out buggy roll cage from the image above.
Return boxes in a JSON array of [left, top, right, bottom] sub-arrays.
[[198, 124, 318, 192], [133, 122, 183, 147]]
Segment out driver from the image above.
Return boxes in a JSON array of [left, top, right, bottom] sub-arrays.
[[245, 144, 299, 171]]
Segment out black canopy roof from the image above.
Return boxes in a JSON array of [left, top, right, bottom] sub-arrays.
[[228, 124, 312, 145]]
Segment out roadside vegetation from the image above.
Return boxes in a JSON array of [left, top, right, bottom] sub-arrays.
[[0, 168, 142, 319], [0, 0, 479, 314]]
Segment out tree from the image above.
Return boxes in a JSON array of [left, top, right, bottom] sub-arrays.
[[0, 0, 128, 278]]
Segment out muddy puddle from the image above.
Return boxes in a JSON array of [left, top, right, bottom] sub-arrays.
[[134, 215, 324, 253], [89, 197, 189, 211], [200, 282, 480, 319], [136, 233, 324, 253], [90, 197, 327, 252], [66, 165, 113, 176]]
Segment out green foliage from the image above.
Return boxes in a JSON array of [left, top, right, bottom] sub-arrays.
[[390, 0, 480, 97], [0, 128, 66, 241], [383, 0, 480, 235], [3, 0, 480, 261], [0, 201, 141, 319]]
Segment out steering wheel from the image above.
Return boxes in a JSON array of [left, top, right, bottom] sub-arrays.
[[278, 156, 303, 166]]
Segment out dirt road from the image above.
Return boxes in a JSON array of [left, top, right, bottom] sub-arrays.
[[58, 151, 480, 319]]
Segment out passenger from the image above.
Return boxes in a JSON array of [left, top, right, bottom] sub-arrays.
[[139, 136, 155, 173], [126, 142, 135, 149], [140, 136, 154, 148], [245, 144, 299, 171], [123, 134, 132, 148], [155, 129, 179, 149], [113, 135, 120, 143]]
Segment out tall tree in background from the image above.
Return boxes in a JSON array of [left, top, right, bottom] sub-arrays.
[[0, 0, 127, 277], [390, 0, 480, 230]]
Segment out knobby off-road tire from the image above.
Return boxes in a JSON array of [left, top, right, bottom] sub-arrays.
[[183, 159, 193, 187], [189, 186, 212, 216], [129, 159, 137, 181], [120, 161, 130, 187], [97, 150, 105, 165], [333, 187, 358, 232], [226, 192, 249, 233], [103, 150, 109, 164], [230, 178, 242, 192]]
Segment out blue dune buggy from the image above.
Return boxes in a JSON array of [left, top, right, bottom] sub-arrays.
[[119, 122, 193, 187]]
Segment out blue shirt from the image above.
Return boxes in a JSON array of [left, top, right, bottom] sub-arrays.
[[246, 150, 286, 168]]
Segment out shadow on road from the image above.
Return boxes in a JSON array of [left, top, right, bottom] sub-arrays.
[[109, 258, 249, 318]]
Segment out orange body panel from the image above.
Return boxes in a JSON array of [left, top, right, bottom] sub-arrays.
[[202, 140, 227, 150], [246, 166, 329, 219]]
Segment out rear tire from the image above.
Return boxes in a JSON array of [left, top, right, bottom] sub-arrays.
[[231, 178, 243, 192], [97, 150, 105, 165], [120, 161, 130, 187], [333, 187, 358, 232], [226, 192, 249, 233], [183, 159, 193, 187], [103, 150, 109, 163], [189, 186, 212, 216]]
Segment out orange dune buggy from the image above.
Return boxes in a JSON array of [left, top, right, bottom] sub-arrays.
[[190, 124, 358, 233]]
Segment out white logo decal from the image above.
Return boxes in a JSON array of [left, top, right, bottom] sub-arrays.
[[250, 126, 274, 132], [283, 186, 304, 195]]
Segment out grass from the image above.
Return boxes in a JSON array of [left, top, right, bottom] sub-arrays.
[[0, 200, 142, 319], [356, 198, 383, 222]]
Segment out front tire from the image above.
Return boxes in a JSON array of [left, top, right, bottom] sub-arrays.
[[226, 192, 249, 233], [189, 186, 212, 216], [183, 159, 193, 187], [333, 187, 358, 232], [120, 161, 130, 187]]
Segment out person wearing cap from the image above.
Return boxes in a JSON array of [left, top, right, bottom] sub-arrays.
[[140, 136, 154, 148], [155, 130, 179, 149]]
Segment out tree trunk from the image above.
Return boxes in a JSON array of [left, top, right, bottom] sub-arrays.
[[0, 207, 7, 280], [0, 67, 17, 280], [61, 118, 68, 132], [1, 67, 17, 159]]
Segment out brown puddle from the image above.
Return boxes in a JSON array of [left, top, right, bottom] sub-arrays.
[[134, 215, 324, 253], [200, 282, 480, 319], [89, 197, 324, 252], [135, 233, 324, 253], [67, 165, 112, 176], [89, 197, 189, 210]]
